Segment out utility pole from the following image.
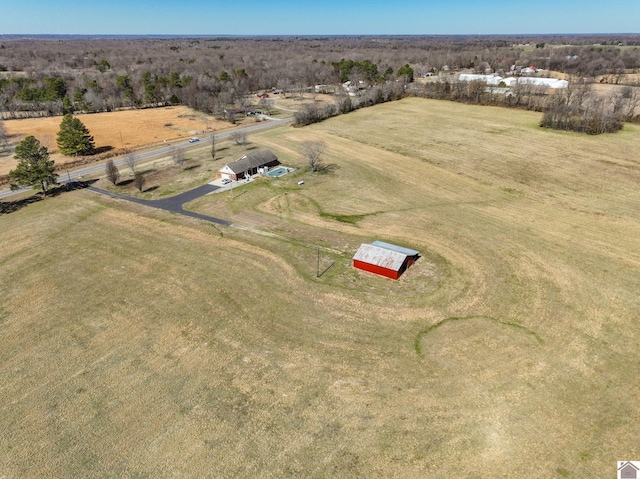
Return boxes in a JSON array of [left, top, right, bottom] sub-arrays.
[[316, 245, 320, 278]]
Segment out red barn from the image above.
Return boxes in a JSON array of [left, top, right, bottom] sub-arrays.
[[352, 241, 419, 280]]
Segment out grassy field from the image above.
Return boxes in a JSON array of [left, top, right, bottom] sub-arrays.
[[0, 95, 327, 178], [1, 98, 640, 477], [0, 105, 232, 176]]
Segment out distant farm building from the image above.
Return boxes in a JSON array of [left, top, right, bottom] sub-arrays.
[[218, 150, 279, 181], [352, 241, 420, 280], [458, 73, 505, 85], [457, 73, 568, 89], [510, 77, 569, 89]]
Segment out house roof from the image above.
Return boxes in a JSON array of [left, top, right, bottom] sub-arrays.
[[224, 150, 278, 174], [371, 241, 419, 257], [353, 244, 409, 271]]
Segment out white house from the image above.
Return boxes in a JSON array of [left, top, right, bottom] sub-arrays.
[[218, 150, 279, 181]]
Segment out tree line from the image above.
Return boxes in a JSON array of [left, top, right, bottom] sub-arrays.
[[1, 35, 640, 120], [410, 78, 639, 134]]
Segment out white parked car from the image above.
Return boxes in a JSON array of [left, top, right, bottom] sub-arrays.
[[221, 178, 231, 185], [189, 137, 200, 143]]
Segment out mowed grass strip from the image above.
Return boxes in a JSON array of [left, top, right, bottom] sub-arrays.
[[1, 98, 640, 477]]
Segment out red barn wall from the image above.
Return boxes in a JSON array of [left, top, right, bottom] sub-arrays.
[[353, 260, 400, 280]]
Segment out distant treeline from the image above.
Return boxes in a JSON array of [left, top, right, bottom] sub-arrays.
[[1, 35, 640, 119], [296, 78, 639, 135], [1, 35, 639, 134]]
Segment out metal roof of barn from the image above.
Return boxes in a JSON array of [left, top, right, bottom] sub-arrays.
[[225, 150, 278, 174], [371, 241, 419, 257], [353, 244, 408, 271]]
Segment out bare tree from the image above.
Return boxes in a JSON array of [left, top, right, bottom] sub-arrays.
[[209, 133, 216, 160], [170, 146, 186, 169], [105, 159, 120, 185], [0, 120, 8, 154], [134, 171, 145, 192], [124, 151, 137, 173], [301, 141, 326, 172], [238, 95, 252, 115], [277, 78, 292, 99], [231, 131, 248, 148], [611, 86, 640, 120], [257, 98, 271, 115]]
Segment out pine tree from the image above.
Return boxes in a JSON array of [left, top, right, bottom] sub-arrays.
[[9, 136, 57, 195], [56, 114, 95, 156], [397, 64, 414, 83]]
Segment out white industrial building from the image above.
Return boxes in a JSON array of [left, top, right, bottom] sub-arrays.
[[458, 73, 568, 89]]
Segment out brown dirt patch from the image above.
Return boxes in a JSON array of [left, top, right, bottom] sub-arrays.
[[1, 106, 230, 176]]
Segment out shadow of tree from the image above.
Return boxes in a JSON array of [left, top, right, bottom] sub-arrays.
[[0, 179, 97, 215], [93, 145, 114, 155], [319, 163, 339, 173], [0, 195, 43, 215]]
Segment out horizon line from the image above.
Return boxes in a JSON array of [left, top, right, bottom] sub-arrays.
[[2, 32, 639, 38]]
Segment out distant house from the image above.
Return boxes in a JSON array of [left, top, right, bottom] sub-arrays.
[[314, 84, 336, 94], [218, 150, 279, 181], [353, 241, 419, 280], [342, 80, 368, 96]]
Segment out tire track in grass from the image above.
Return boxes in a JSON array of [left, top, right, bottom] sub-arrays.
[[414, 315, 543, 358]]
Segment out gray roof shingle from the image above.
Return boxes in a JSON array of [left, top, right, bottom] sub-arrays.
[[226, 150, 278, 174]]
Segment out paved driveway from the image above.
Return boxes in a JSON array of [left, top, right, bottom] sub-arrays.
[[89, 184, 232, 226]]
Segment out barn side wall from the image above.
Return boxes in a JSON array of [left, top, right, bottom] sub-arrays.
[[353, 260, 400, 280]]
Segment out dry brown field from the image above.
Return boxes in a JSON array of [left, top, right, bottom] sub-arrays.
[[1, 98, 640, 477], [0, 106, 230, 176]]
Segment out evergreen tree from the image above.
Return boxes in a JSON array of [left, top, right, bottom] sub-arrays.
[[397, 64, 414, 83], [56, 114, 95, 156], [9, 136, 57, 195]]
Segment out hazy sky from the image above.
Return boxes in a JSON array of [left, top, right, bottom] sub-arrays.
[[1, 0, 638, 35]]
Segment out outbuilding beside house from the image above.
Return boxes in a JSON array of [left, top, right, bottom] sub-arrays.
[[353, 241, 419, 280], [218, 150, 279, 181]]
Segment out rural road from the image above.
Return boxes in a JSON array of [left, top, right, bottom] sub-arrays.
[[0, 114, 293, 200]]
